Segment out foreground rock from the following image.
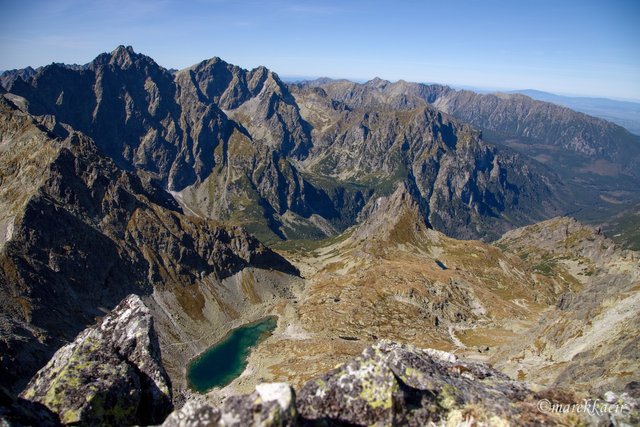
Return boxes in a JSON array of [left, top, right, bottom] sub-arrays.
[[0, 386, 60, 426], [20, 295, 172, 425], [297, 340, 541, 426], [162, 383, 296, 427], [162, 342, 569, 426]]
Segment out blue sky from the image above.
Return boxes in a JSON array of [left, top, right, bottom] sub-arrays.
[[1, 0, 639, 100]]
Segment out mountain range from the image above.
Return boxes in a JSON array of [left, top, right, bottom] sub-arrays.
[[1, 46, 639, 425], [4, 47, 640, 245]]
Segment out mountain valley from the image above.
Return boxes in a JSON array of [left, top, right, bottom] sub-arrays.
[[1, 46, 639, 426]]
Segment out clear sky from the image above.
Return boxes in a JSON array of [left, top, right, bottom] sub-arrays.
[[1, 0, 639, 100]]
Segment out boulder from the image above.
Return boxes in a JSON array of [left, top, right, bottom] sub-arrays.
[[297, 340, 534, 426], [20, 294, 172, 425], [162, 383, 296, 427]]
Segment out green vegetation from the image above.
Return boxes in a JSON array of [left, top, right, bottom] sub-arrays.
[[603, 207, 640, 251]]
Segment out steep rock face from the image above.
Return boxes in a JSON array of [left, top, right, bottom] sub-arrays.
[[175, 57, 311, 158], [171, 57, 347, 241], [300, 78, 640, 230], [293, 85, 564, 240], [8, 46, 208, 190], [5, 47, 575, 242], [432, 90, 640, 166], [21, 295, 172, 426], [6, 47, 341, 242], [0, 95, 298, 392], [303, 78, 640, 172]]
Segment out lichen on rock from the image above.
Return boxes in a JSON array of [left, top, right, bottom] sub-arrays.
[[162, 382, 297, 427], [19, 294, 172, 425], [296, 340, 533, 426]]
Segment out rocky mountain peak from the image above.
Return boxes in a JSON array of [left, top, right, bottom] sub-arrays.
[[111, 44, 135, 56], [366, 77, 391, 89], [87, 44, 160, 72], [352, 179, 434, 246], [109, 44, 140, 68]]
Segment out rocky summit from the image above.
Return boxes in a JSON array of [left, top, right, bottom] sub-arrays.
[[1, 46, 639, 426], [20, 295, 172, 425]]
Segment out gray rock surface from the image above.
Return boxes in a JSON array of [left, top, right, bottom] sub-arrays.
[[297, 340, 534, 426], [162, 383, 296, 427], [20, 295, 172, 425]]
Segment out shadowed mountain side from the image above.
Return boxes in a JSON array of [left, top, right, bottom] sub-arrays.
[[5, 47, 568, 242], [299, 78, 640, 231], [0, 95, 298, 393]]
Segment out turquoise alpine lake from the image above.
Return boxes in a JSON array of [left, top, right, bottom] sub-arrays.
[[187, 316, 278, 392]]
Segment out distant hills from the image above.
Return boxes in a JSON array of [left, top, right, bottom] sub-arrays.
[[509, 89, 640, 136]]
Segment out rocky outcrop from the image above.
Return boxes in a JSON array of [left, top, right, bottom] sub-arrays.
[[161, 342, 581, 426], [20, 295, 172, 426], [162, 383, 296, 427], [297, 340, 536, 426]]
